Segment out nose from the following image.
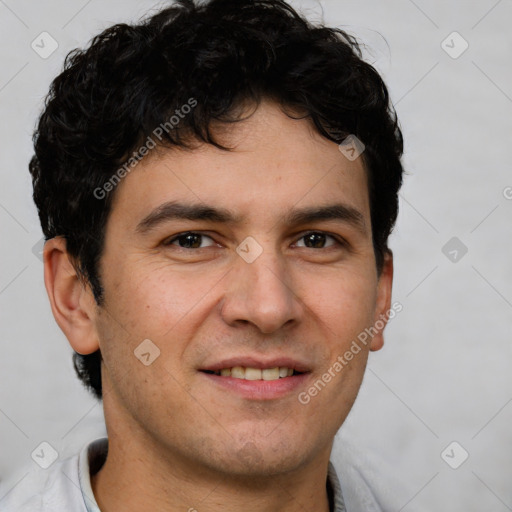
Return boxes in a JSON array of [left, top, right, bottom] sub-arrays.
[[220, 244, 304, 334]]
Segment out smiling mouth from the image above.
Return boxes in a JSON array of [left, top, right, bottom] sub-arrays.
[[201, 367, 304, 381]]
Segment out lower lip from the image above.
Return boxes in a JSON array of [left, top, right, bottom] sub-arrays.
[[199, 372, 310, 400]]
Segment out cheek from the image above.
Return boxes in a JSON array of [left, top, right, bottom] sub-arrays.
[[302, 268, 377, 343], [98, 262, 226, 395], [105, 260, 219, 337]]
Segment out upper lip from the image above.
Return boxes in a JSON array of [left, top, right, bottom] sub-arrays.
[[200, 356, 311, 373]]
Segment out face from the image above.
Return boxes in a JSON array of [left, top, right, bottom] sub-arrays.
[[90, 100, 392, 478]]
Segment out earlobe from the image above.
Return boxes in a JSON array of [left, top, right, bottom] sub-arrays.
[[43, 237, 100, 355], [369, 250, 394, 352]]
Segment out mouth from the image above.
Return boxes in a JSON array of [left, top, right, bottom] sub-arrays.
[[198, 358, 311, 400], [201, 366, 303, 381]]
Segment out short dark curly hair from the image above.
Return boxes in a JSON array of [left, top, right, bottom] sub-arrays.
[[29, 0, 404, 400]]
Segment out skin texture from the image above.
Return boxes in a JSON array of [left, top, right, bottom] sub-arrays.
[[44, 100, 393, 512]]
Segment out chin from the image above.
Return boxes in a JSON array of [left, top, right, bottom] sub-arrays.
[[200, 431, 315, 478]]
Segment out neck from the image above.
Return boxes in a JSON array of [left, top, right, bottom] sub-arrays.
[[91, 427, 332, 512]]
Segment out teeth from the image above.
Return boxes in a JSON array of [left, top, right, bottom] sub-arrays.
[[231, 366, 245, 379], [245, 368, 262, 380], [212, 366, 297, 381], [262, 367, 280, 380]]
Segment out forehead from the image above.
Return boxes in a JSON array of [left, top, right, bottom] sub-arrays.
[[107, 101, 370, 232]]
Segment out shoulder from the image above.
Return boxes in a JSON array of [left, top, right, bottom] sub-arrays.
[[0, 438, 106, 512], [0, 454, 79, 511], [332, 441, 411, 512]]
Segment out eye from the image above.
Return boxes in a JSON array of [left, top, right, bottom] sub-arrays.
[[295, 232, 342, 249], [165, 232, 216, 249], [163, 231, 345, 251]]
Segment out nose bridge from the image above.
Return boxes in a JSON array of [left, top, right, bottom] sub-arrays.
[[221, 237, 302, 333]]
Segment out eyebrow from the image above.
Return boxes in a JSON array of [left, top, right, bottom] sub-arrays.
[[135, 200, 367, 235]]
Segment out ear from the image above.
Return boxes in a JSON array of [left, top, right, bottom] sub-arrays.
[[43, 237, 100, 355], [369, 250, 394, 352]]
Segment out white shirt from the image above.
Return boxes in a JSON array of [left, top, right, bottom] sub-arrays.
[[0, 437, 390, 511]]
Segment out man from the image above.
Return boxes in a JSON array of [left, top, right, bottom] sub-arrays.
[[1, 0, 404, 510]]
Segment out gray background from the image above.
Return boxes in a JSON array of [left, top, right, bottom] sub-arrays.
[[1, 0, 511, 510]]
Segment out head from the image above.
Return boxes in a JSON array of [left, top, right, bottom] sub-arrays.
[[32, 0, 403, 477]]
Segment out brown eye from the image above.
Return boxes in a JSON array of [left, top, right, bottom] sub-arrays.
[[166, 232, 215, 249], [296, 232, 339, 249]]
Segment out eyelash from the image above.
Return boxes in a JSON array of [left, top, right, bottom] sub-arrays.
[[164, 231, 347, 250]]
